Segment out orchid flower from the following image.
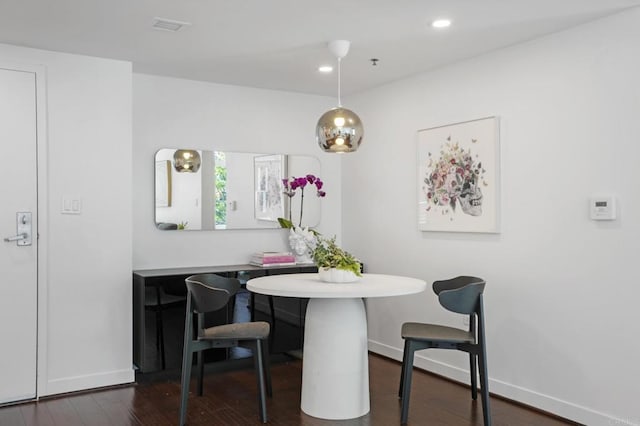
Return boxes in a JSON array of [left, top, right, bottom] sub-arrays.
[[279, 174, 327, 229]]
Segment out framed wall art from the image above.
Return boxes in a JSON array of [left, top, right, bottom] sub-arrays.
[[254, 154, 287, 221], [417, 116, 500, 233]]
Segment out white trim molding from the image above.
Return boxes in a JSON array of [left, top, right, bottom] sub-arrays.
[[368, 340, 638, 426], [44, 369, 135, 397]]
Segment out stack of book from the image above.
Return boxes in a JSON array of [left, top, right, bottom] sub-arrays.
[[249, 251, 297, 267]]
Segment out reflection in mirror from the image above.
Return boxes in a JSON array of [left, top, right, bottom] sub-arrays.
[[155, 149, 321, 230]]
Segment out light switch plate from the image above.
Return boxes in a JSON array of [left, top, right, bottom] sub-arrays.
[[62, 196, 82, 215]]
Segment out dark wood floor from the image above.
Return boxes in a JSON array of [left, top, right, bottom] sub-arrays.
[[0, 354, 578, 426]]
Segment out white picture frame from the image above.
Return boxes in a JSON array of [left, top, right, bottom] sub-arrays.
[[417, 117, 500, 233], [254, 154, 287, 221], [155, 160, 172, 207]]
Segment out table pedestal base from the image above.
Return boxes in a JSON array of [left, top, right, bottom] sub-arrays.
[[301, 297, 369, 419]]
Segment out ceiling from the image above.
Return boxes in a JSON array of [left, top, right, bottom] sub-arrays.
[[1, 0, 639, 97]]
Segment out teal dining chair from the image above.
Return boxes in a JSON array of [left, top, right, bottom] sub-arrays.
[[398, 276, 491, 425], [179, 273, 272, 425]]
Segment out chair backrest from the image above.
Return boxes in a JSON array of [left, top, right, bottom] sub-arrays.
[[184, 274, 241, 314], [433, 276, 485, 315]]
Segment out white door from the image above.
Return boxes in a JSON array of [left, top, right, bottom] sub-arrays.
[[0, 67, 38, 403]]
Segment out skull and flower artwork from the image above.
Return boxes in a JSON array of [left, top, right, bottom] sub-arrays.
[[423, 139, 485, 217], [417, 117, 499, 233]]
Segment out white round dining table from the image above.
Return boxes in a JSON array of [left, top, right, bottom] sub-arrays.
[[247, 272, 427, 420]]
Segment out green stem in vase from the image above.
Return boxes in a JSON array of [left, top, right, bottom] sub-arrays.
[[298, 188, 305, 227]]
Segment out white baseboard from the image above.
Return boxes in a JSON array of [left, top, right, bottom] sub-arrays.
[[368, 340, 637, 426], [43, 368, 135, 397]]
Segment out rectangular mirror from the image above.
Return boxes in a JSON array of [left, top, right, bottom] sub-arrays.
[[155, 149, 321, 230]]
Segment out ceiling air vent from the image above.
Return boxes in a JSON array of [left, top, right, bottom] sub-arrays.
[[152, 17, 191, 32]]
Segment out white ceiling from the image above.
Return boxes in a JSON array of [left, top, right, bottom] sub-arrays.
[[1, 0, 639, 96]]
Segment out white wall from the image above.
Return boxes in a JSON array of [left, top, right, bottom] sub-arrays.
[[133, 74, 341, 269], [0, 44, 134, 395], [344, 9, 640, 426]]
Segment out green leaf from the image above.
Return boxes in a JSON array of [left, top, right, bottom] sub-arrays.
[[278, 217, 293, 229]]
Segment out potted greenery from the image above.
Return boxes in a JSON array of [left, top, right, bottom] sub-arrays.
[[312, 236, 362, 283]]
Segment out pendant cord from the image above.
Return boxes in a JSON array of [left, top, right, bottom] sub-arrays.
[[337, 57, 342, 107]]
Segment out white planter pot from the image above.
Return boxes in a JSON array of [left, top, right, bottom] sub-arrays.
[[318, 267, 360, 283]]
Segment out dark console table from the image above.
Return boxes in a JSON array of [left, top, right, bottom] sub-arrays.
[[133, 264, 317, 373]]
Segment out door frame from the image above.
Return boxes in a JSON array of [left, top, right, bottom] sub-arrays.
[[0, 61, 49, 399]]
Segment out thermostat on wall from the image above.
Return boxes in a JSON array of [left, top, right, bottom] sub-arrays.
[[590, 196, 616, 220]]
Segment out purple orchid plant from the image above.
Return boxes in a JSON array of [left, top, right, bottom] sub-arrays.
[[278, 174, 326, 229]]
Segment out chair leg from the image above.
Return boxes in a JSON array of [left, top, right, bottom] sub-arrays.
[[154, 309, 161, 350], [262, 338, 273, 398], [470, 353, 478, 400], [478, 347, 492, 426], [158, 308, 166, 370], [179, 315, 194, 426], [229, 293, 237, 322], [197, 350, 204, 396], [196, 312, 205, 396], [268, 296, 276, 325], [252, 340, 268, 423], [400, 340, 416, 425], [267, 296, 277, 347], [398, 339, 409, 398], [250, 293, 255, 321]]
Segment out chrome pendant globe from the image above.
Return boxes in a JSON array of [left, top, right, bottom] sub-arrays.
[[316, 107, 363, 153], [173, 149, 201, 173], [316, 40, 363, 153]]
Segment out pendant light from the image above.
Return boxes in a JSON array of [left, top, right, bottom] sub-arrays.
[[316, 40, 363, 153], [173, 149, 201, 173]]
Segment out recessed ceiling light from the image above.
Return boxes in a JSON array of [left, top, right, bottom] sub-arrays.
[[318, 65, 333, 73], [152, 17, 192, 32], [431, 19, 452, 29]]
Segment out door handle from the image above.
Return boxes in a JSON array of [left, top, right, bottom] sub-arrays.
[[4, 212, 32, 246]]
